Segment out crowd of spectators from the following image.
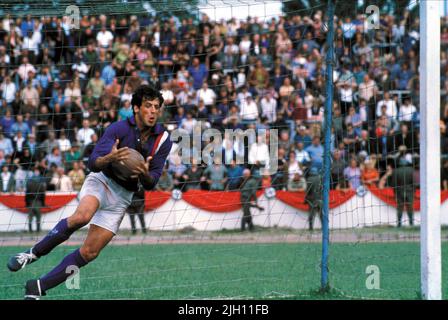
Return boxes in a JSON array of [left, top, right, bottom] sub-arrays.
[[0, 9, 447, 195]]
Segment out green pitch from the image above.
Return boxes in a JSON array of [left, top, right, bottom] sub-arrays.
[[1, 242, 447, 300]]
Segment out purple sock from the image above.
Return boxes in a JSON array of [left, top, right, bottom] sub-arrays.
[[33, 218, 76, 257], [39, 248, 88, 293]]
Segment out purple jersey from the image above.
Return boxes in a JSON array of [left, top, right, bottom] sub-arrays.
[[88, 116, 172, 192]]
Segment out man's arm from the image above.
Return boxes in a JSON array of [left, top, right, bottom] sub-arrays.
[[92, 155, 111, 172], [87, 123, 131, 172], [137, 134, 173, 190], [92, 140, 131, 172]]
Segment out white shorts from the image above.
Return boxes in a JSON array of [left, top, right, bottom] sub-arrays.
[[79, 172, 134, 234]]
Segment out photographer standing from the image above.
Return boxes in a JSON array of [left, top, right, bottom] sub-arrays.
[[25, 167, 47, 233], [305, 167, 323, 231], [240, 169, 259, 231], [380, 150, 415, 227]]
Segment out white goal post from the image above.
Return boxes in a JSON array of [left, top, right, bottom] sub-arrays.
[[420, 0, 442, 300]]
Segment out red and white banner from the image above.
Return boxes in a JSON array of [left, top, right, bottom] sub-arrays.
[[0, 188, 447, 231]]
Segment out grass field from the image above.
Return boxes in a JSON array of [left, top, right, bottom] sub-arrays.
[[1, 238, 447, 300]]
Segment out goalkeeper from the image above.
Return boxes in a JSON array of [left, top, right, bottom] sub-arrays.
[[7, 85, 172, 299]]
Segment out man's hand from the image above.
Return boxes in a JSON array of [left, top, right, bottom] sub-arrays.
[[131, 156, 152, 179], [108, 139, 132, 162], [94, 139, 132, 171]]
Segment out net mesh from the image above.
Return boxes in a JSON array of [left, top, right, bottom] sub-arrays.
[[0, 0, 446, 300]]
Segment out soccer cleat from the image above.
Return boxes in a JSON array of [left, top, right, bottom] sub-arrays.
[[7, 249, 39, 272], [24, 279, 46, 300]]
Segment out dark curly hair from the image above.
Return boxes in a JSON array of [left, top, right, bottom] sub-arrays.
[[131, 84, 164, 113]]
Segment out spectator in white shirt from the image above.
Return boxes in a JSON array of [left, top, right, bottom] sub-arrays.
[[236, 86, 251, 106], [287, 151, 302, 180], [376, 91, 397, 119], [239, 34, 251, 65], [358, 74, 378, 102], [53, 167, 73, 192], [303, 88, 315, 109], [223, 37, 239, 72], [248, 135, 270, 168], [0, 132, 13, 156], [398, 97, 417, 123], [45, 147, 63, 168], [339, 82, 354, 114], [339, 82, 354, 103], [20, 81, 40, 109], [1, 76, 16, 104], [96, 25, 114, 48], [22, 29, 40, 58], [240, 95, 259, 121], [342, 17, 355, 40], [176, 86, 192, 106], [31, 23, 42, 49], [295, 142, 311, 166], [76, 119, 96, 146], [260, 92, 277, 123], [160, 82, 174, 105], [14, 163, 31, 192], [180, 112, 197, 135], [235, 68, 247, 89], [64, 81, 82, 107], [358, 98, 369, 124], [17, 56, 36, 82], [120, 84, 133, 103], [0, 165, 14, 193], [57, 130, 72, 153], [197, 82, 216, 107], [72, 58, 89, 81], [224, 36, 239, 55], [307, 99, 324, 124]]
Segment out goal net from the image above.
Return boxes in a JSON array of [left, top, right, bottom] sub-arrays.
[[0, 0, 445, 300]]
